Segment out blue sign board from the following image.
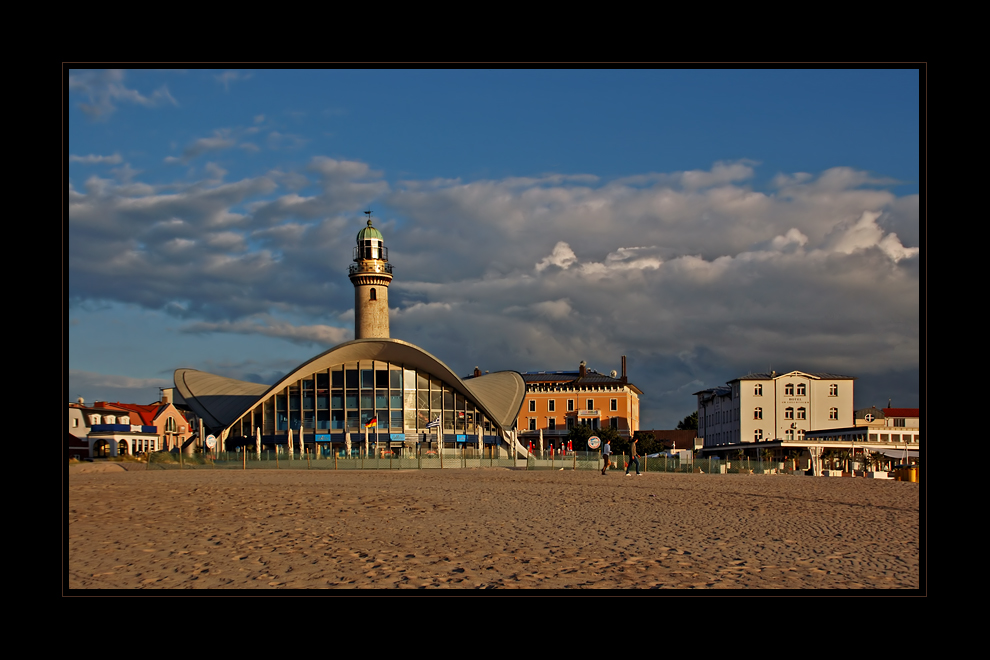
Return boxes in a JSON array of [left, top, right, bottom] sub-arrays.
[[390, 433, 406, 442]]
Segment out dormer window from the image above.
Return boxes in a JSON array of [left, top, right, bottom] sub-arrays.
[[120, 416, 130, 425], [90, 414, 101, 425], [104, 415, 116, 424]]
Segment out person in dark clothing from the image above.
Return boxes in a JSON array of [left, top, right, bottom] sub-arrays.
[[626, 436, 641, 476]]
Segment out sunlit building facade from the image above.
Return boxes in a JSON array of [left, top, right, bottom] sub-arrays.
[[509, 359, 641, 448], [695, 370, 855, 448]]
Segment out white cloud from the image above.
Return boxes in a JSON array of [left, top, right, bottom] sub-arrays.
[[824, 210, 919, 262], [70, 153, 123, 164], [215, 70, 252, 92], [181, 130, 238, 162], [69, 69, 177, 119], [535, 242, 577, 272]]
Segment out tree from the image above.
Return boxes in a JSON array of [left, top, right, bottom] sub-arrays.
[[633, 431, 659, 455], [676, 411, 698, 430], [568, 424, 622, 452]]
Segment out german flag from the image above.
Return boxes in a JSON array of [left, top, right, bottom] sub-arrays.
[[365, 416, 377, 429]]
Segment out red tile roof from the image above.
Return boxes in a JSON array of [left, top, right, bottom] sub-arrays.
[[105, 402, 160, 425], [883, 408, 919, 417]]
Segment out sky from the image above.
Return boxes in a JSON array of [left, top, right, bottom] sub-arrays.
[[67, 68, 922, 429]]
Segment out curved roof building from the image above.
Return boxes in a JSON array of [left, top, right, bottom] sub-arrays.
[[174, 215, 526, 455]]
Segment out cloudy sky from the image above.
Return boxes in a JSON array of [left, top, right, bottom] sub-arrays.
[[67, 69, 921, 428]]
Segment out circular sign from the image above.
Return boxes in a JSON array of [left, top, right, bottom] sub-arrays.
[[205, 434, 217, 449], [587, 436, 601, 449]]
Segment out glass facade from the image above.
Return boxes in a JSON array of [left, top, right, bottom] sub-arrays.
[[232, 360, 492, 442]]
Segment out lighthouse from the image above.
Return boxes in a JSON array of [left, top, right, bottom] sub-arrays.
[[349, 211, 393, 339]]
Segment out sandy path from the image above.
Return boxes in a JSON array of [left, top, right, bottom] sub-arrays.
[[67, 468, 920, 589]]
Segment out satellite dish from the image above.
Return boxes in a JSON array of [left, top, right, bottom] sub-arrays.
[[610, 370, 618, 378]]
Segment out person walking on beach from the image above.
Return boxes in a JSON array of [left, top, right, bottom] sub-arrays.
[[626, 435, 641, 476], [602, 438, 611, 475]]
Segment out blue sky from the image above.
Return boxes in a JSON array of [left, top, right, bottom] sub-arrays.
[[67, 68, 922, 428]]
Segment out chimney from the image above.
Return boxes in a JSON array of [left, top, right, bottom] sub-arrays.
[[579, 360, 587, 378], [621, 355, 627, 383], [473, 366, 482, 378]]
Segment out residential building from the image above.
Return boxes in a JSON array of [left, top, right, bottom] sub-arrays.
[[510, 358, 642, 447], [695, 370, 855, 449], [68, 399, 160, 458], [109, 401, 194, 452], [803, 407, 920, 449]]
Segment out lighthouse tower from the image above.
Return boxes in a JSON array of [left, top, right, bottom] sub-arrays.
[[349, 212, 393, 339]]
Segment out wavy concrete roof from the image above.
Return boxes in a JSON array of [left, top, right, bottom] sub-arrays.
[[175, 338, 525, 433], [174, 369, 269, 431]]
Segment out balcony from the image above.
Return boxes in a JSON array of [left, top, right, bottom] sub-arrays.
[[349, 262, 393, 275]]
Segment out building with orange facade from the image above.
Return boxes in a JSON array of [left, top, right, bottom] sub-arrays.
[[502, 358, 642, 449]]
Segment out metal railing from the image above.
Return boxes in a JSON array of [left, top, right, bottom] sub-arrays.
[[146, 449, 904, 476]]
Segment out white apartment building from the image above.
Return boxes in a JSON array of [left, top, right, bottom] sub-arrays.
[[695, 370, 855, 448]]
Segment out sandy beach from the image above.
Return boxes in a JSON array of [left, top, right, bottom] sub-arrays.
[[67, 466, 921, 590]]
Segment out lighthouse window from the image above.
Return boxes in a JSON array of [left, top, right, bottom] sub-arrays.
[[370, 288, 377, 301]]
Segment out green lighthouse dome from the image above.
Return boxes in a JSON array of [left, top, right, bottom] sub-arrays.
[[357, 217, 383, 244]]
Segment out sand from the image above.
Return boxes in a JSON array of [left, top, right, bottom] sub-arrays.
[[67, 466, 921, 590]]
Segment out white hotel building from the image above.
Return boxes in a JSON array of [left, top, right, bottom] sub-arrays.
[[695, 370, 855, 451]]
